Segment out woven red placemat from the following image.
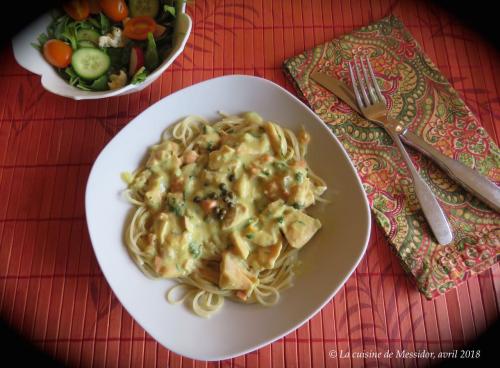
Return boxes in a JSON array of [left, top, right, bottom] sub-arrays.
[[0, 0, 498, 367]]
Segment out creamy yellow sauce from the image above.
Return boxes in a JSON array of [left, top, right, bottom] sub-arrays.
[[124, 112, 326, 301]]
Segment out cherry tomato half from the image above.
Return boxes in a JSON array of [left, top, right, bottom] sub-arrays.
[[43, 40, 73, 68], [123, 16, 156, 40], [63, 0, 90, 21], [99, 0, 128, 22]]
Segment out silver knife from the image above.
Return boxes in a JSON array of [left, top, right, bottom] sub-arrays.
[[310, 70, 500, 213]]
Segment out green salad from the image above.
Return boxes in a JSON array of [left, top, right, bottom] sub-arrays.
[[33, 0, 179, 91]]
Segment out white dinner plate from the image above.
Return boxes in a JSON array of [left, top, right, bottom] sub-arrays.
[[85, 75, 371, 361]]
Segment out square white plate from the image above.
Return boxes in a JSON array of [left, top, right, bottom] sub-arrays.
[[85, 75, 371, 361]]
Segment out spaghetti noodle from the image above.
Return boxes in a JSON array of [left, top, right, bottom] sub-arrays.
[[122, 112, 327, 317]]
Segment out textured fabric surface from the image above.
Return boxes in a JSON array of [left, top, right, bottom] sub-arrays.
[[283, 15, 499, 299], [0, 0, 498, 366]]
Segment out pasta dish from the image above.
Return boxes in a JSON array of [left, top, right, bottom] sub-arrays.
[[122, 112, 327, 317]]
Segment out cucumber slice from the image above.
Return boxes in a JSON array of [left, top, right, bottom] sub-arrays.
[[77, 29, 101, 44], [71, 48, 110, 80], [129, 0, 160, 18], [78, 40, 97, 48]]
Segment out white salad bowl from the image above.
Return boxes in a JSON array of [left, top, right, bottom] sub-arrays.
[[85, 75, 371, 361], [11, 3, 192, 100]]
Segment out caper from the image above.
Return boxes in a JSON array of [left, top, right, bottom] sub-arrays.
[[214, 207, 226, 220], [193, 195, 202, 203], [228, 173, 235, 182]]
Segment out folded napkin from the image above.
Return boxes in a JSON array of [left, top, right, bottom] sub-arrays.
[[283, 15, 500, 299]]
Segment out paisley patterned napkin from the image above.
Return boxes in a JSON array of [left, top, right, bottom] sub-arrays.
[[283, 15, 500, 299]]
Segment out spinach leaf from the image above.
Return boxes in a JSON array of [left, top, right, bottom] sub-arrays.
[[61, 21, 79, 49], [87, 74, 109, 91], [53, 15, 70, 40], [106, 46, 131, 71], [74, 20, 95, 30], [99, 13, 111, 34], [87, 17, 101, 30]]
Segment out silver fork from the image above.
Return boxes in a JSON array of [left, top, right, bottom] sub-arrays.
[[348, 56, 453, 245]]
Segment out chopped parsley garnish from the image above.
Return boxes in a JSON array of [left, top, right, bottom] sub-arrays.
[[188, 242, 201, 258], [273, 161, 288, 171], [246, 217, 257, 226], [167, 196, 185, 216], [295, 171, 304, 183]]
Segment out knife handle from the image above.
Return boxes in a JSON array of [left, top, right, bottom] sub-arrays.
[[383, 126, 453, 245], [401, 130, 500, 213]]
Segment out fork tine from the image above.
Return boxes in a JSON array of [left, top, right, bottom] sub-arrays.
[[348, 62, 365, 108], [360, 57, 377, 103], [353, 58, 371, 106], [365, 56, 385, 103]]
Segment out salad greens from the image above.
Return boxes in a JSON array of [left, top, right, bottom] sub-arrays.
[[34, 0, 178, 92], [145, 32, 159, 70], [131, 66, 148, 84]]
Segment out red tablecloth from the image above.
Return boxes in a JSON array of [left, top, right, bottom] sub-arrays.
[[0, 0, 498, 367]]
